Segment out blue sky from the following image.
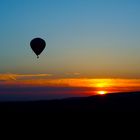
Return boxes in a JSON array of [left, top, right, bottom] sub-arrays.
[[0, 0, 140, 78]]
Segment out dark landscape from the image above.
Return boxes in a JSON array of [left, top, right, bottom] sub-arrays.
[[1, 91, 140, 112]]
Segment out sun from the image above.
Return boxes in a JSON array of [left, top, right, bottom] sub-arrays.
[[97, 91, 107, 95]]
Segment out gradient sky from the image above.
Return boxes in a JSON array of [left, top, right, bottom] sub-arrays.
[[0, 0, 140, 78], [0, 0, 140, 101]]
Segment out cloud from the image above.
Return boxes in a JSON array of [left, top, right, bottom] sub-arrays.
[[0, 73, 52, 81], [73, 73, 81, 75], [0, 77, 91, 88], [0, 74, 16, 81], [65, 72, 81, 76]]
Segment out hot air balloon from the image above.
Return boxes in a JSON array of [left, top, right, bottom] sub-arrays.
[[30, 38, 46, 58]]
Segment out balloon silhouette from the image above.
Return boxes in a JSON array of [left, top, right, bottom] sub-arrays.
[[30, 38, 46, 58]]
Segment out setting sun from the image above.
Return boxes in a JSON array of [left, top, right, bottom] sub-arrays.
[[97, 91, 107, 95]]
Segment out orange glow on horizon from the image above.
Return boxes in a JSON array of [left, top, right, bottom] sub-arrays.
[[0, 73, 140, 94]]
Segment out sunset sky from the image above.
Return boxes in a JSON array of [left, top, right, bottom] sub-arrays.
[[0, 0, 140, 101]]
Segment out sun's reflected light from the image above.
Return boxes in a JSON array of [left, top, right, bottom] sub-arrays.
[[97, 91, 107, 95]]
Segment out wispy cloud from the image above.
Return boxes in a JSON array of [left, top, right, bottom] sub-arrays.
[[0, 74, 16, 81], [65, 72, 81, 76], [0, 73, 52, 81]]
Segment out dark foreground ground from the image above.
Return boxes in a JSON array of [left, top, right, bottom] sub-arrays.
[[1, 91, 140, 112]]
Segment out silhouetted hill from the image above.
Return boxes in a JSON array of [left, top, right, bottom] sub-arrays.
[[1, 91, 140, 112]]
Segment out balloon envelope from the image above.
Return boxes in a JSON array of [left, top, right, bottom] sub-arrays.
[[30, 38, 46, 58]]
